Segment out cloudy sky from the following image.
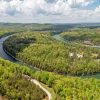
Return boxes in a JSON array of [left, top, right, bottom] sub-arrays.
[[0, 0, 100, 23]]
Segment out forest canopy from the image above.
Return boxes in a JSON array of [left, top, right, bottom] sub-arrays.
[[61, 28, 100, 45], [0, 58, 100, 100], [0, 58, 47, 100], [4, 31, 100, 76]]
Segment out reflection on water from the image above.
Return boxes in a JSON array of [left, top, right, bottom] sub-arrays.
[[0, 36, 16, 62]]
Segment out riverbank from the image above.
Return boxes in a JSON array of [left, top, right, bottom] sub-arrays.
[[53, 34, 100, 49], [0, 35, 53, 100], [4, 33, 99, 77], [0, 34, 100, 100]]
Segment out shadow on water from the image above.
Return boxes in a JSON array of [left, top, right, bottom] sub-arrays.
[[3, 35, 36, 60], [0, 33, 100, 79], [0, 36, 16, 62]]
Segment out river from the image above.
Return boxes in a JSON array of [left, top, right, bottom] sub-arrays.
[[53, 34, 100, 48], [0, 36, 16, 62], [0, 34, 100, 79], [0, 36, 52, 100], [1, 34, 99, 61], [52, 34, 100, 79]]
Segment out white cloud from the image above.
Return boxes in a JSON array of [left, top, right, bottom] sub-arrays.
[[95, 6, 100, 12], [0, 0, 100, 23]]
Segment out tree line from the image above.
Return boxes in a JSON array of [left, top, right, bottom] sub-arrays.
[[0, 58, 100, 100], [61, 28, 100, 45], [4, 31, 100, 76], [0, 58, 47, 100]]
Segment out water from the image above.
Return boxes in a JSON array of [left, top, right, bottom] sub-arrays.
[[53, 34, 100, 79], [91, 46, 100, 48], [0, 34, 100, 79], [0, 36, 16, 62], [52, 34, 61, 41], [53, 34, 100, 49]]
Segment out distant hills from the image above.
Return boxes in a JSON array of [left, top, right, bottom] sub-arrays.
[[0, 22, 100, 32]]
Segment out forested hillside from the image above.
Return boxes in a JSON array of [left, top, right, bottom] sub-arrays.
[[0, 23, 100, 100], [0, 23, 100, 33], [61, 28, 100, 45], [4, 32, 100, 75], [0, 58, 100, 100], [0, 58, 47, 100], [0, 30, 11, 38]]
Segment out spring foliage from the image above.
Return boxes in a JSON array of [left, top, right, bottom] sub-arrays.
[[0, 58, 47, 100], [0, 58, 100, 100], [4, 32, 100, 75], [61, 28, 100, 45]]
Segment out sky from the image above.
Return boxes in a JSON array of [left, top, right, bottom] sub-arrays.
[[0, 0, 100, 23]]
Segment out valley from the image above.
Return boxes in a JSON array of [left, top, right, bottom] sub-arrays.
[[0, 23, 100, 100]]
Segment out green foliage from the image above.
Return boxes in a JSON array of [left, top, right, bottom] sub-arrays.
[[4, 32, 100, 75], [0, 58, 100, 100], [0, 58, 47, 100], [0, 59, 100, 100], [0, 23, 100, 100], [0, 29, 16, 38], [61, 28, 100, 45], [0, 30, 9, 37]]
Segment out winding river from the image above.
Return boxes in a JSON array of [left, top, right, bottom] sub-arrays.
[[0, 34, 99, 62], [0, 36, 51, 100], [53, 34, 100, 48], [0, 34, 100, 79], [0, 36, 16, 62], [53, 34, 100, 78]]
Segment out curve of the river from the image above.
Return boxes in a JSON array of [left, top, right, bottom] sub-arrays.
[[53, 34, 100, 79], [0, 34, 100, 79], [0, 36, 16, 62], [53, 34, 100, 48], [0, 34, 99, 62], [0, 36, 51, 100]]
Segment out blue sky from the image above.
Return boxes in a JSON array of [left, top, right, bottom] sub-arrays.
[[86, 0, 100, 9], [0, 0, 100, 23]]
